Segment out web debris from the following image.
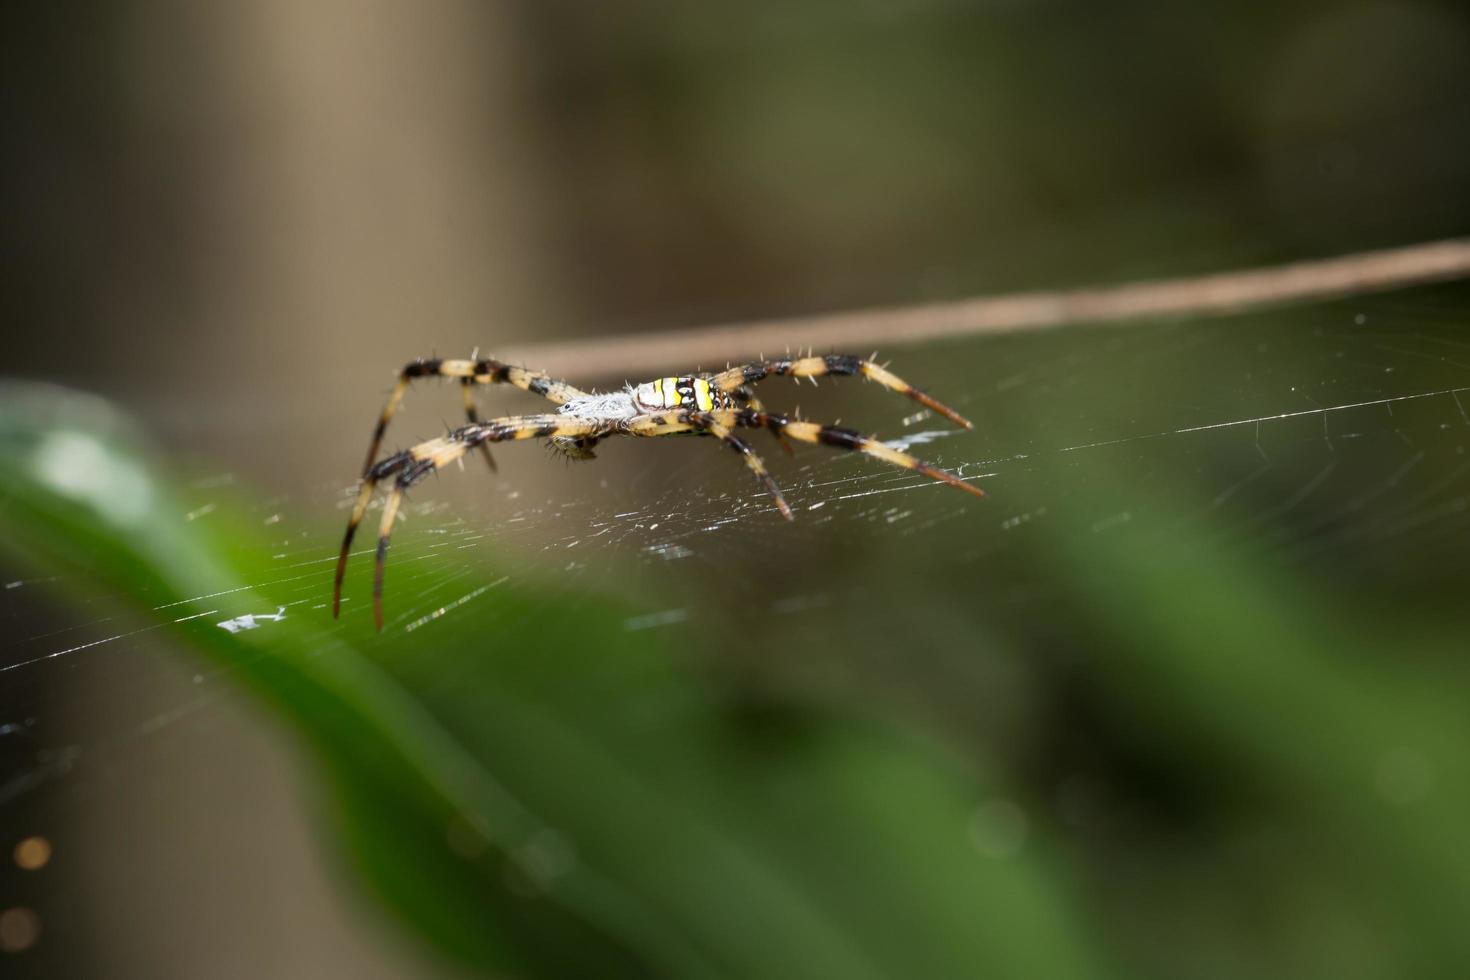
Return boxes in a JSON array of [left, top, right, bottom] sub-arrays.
[[217, 606, 288, 633]]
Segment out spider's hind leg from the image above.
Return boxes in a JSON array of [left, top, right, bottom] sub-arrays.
[[460, 379, 498, 472], [360, 356, 590, 475], [333, 449, 415, 619], [335, 413, 604, 630]]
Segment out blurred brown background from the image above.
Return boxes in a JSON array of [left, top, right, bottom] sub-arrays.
[[8, 0, 1469, 448]]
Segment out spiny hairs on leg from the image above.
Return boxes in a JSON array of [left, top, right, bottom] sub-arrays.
[[708, 354, 974, 430]]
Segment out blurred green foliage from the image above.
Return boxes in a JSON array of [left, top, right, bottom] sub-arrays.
[[0, 384, 1110, 978]]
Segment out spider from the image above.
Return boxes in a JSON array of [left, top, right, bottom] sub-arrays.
[[334, 353, 984, 629]]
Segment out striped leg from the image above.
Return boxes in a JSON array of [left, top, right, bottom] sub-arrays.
[[460, 379, 498, 473], [732, 409, 985, 499], [729, 384, 794, 456], [628, 410, 793, 519], [334, 414, 604, 629], [361, 357, 590, 475], [707, 354, 973, 430]]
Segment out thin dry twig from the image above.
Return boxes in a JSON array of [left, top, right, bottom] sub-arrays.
[[504, 237, 1470, 377]]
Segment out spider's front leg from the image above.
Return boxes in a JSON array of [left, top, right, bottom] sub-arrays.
[[334, 413, 605, 630], [707, 354, 973, 430]]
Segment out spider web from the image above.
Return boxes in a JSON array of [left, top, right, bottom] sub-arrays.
[[7, 285, 1470, 773], [3, 283, 1469, 974]]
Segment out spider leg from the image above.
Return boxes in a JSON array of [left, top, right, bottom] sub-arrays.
[[334, 413, 604, 630], [628, 410, 793, 519], [460, 379, 498, 473], [707, 354, 973, 430], [732, 409, 985, 499], [729, 384, 794, 456], [361, 356, 589, 475]]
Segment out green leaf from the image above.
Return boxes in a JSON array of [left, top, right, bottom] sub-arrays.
[[0, 381, 1113, 978]]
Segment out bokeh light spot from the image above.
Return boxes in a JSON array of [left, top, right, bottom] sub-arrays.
[[13, 837, 51, 871], [0, 908, 41, 953]]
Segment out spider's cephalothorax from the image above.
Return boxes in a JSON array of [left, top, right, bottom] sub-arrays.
[[337, 353, 984, 629]]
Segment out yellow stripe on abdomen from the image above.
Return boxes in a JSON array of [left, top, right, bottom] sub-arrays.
[[694, 378, 714, 412]]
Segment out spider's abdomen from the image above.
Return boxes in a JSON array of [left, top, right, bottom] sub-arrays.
[[633, 376, 733, 413]]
